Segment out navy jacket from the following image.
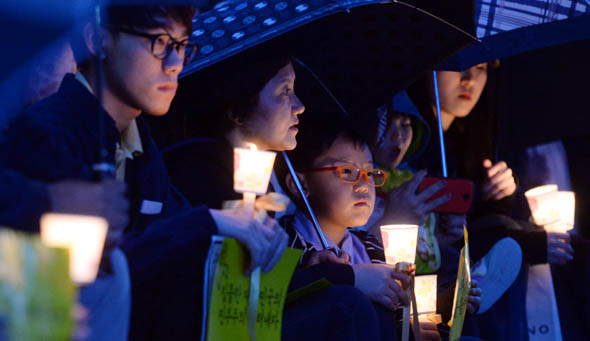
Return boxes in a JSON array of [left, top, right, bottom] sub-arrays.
[[0, 74, 218, 339], [0, 169, 50, 230]]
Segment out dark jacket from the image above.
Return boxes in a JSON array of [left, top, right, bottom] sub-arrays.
[[164, 138, 356, 289], [0, 74, 218, 340], [0, 169, 50, 231], [280, 214, 386, 265]]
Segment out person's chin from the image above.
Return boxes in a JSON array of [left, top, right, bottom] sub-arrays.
[[143, 103, 170, 116], [281, 137, 298, 151]]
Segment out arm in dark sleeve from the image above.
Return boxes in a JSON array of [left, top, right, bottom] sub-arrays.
[[506, 228, 547, 265], [0, 169, 51, 231], [288, 263, 355, 292], [0, 118, 90, 231], [121, 205, 218, 285]]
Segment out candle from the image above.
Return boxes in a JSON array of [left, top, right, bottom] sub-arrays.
[[380, 224, 419, 266], [413, 274, 437, 315], [233, 143, 277, 196], [525, 185, 575, 233], [40, 213, 108, 284]]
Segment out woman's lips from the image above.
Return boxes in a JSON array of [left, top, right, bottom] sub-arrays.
[[458, 93, 472, 100], [354, 201, 369, 207], [157, 84, 178, 92]]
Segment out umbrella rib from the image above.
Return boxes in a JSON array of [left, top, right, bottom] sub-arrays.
[[293, 57, 350, 116], [393, 0, 481, 43]]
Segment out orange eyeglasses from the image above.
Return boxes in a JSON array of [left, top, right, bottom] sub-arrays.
[[302, 165, 387, 187]]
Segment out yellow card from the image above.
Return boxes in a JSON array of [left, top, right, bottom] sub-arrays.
[[207, 238, 302, 341], [449, 227, 471, 341]]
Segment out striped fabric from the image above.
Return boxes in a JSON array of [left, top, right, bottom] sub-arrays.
[[476, 0, 590, 37], [280, 215, 386, 266]]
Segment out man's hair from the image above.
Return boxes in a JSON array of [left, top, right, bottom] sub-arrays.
[[71, 5, 196, 68], [276, 114, 369, 199]]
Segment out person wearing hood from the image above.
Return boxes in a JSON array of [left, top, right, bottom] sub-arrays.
[[361, 92, 490, 326]]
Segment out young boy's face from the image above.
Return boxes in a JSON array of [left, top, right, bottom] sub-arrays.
[[103, 17, 189, 116], [304, 135, 376, 229], [373, 113, 413, 169]]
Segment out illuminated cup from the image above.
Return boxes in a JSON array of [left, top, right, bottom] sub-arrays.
[[413, 274, 437, 316], [40, 213, 108, 284], [233, 144, 277, 195], [543, 191, 575, 233], [380, 224, 419, 265], [525, 185, 575, 232]]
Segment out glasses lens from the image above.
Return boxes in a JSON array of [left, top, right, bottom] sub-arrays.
[[367, 170, 386, 186], [340, 166, 360, 183], [152, 35, 170, 58]]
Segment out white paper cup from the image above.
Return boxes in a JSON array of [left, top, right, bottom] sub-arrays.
[[380, 224, 419, 265], [41, 213, 108, 284], [233, 146, 277, 195]]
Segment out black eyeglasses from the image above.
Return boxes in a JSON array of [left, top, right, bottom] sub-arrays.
[[106, 26, 198, 65]]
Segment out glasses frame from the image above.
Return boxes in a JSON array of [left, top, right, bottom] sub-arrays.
[[302, 165, 387, 188], [104, 25, 198, 65]]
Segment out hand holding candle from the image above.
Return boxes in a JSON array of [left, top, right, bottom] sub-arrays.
[[525, 184, 575, 263], [525, 185, 575, 233]]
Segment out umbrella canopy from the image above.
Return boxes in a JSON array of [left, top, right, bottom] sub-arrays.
[[182, 0, 477, 116], [440, 0, 590, 70], [0, 0, 91, 82]]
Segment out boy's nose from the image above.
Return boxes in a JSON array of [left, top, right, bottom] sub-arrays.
[[163, 48, 183, 75]]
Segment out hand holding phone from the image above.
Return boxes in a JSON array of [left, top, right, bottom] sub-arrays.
[[382, 170, 451, 225], [418, 177, 474, 214]]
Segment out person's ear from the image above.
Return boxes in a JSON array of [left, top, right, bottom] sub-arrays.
[[285, 172, 309, 199], [83, 22, 110, 60]]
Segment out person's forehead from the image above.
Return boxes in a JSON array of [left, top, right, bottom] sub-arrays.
[[391, 112, 411, 121], [146, 16, 190, 37], [272, 63, 295, 81], [316, 140, 372, 166]]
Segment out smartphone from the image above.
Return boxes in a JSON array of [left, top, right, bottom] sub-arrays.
[[418, 177, 474, 214]]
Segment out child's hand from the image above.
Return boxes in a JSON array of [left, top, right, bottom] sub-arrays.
[[547, 232, 574, 265], [466, 281, 482, 314], [305, 249, 350, 267], [385, 170, 450, 226], [482, 159, 517, 201], [419, 321, 441, 341], [351, 264, 410, 310], [210, 208, 288, 273]]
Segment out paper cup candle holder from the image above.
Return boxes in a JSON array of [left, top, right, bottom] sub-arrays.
[[525, 184, 575, 233], [380, 224, 419, 268], [40, 213, 108, 285], [233, 143, 277, 212]]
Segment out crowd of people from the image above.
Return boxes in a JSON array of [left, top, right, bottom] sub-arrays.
[[0, 3, 584, 341]]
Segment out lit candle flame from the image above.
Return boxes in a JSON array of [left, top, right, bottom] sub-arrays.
[[249, 143, 258, 151]]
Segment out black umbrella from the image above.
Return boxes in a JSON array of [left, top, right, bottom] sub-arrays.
[[0, 0, 90, 82], [183, 0, 477, 116], [440, 0, 590, 70]]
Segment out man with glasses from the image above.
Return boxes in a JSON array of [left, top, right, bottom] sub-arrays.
[[1, 5, 288, 340]]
